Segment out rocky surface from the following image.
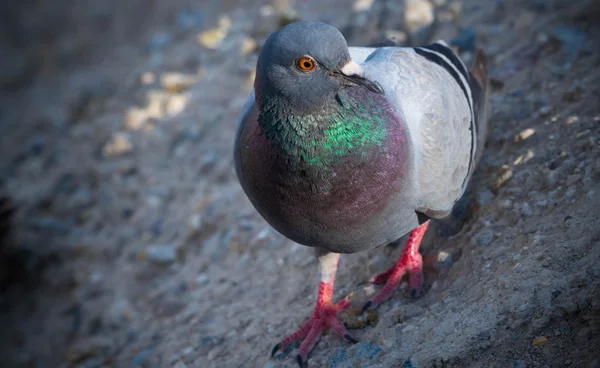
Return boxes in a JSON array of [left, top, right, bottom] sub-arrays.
[[0, 0, 599, 367]]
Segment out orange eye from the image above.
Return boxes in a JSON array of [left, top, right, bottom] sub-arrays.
[[297, 57, 316, 71]]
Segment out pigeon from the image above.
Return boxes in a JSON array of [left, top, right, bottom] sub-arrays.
[[234, 21, 489, 367]]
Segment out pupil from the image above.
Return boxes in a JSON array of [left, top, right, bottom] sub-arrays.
[[304, 62, 310, 68]]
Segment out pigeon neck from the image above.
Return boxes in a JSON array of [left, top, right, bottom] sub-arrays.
[[257, 87, 390, 169]]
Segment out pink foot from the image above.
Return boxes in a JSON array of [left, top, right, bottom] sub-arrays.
[[271, 281, 357, 368], [362, 221, 429, 312]]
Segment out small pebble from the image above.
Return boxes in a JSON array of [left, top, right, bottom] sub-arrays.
[[514, 150, 534, 165], [188, 213, 203, 231], [551, 25, 586, 63], [26, 135, 46, 155], [404, 0, 435, 34], [383, 30, 408, 44], [140, 72, 155, 84], [539, 106, 551, 116], [200, 150, 218, 172], [177, 10, 203, 30], [198, 29, 227, 49], [263, 361, 286, 368], [160, 72, 197, 93], [197, 16, 231, 49], [259, 5, 275, 17], [199, 335, 225, 347], [144, 244, 184, 264], [392, 311, 405, 324], [102, 132, 133, 158], [577, 327, 593, 338], [328, 348, 351, 368], [352, 342, 382, 362], [513, 360, 526, 368], [566, 116, 578, 125], [435, 251, 453, 270], [475, 228, 494, 247], [181, 346, 195, 357], [566, 174, 582, 186], [132, 348, 153, 366], [153, 299, 185, 317], [53, 172, 78, 194], [146, 195, 163, 209], [546, 170, 559, 187], [343, 309, 378, 329], [516, 303, 533, 318], [145, 90, 166, 118], [514, 128, 535, 142], [173, 361, 188, 368], [149, 32, 172, 50], [531, 336, 548, 347], [238, 219, 254, 231], [503, 210, 519, 226], [124, 108, 148, 130], [353, 0, 375, 12], [476, 190, 495, 207], [28, 216, 71, 234], [402, 324, 416, 333], [166, 94, 189, 116], [107, 299, 134, 327], [277, 9, 300, 28], [521, 203, 532, 217], [240, 36, 257, 55], [196, 273, 209, 286], [493, 165, 512, 191]]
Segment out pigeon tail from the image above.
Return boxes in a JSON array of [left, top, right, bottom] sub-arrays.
[[469, 49, 490, 167]]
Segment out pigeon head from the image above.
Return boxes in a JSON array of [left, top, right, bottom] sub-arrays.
[[254, 21, 383, 113]]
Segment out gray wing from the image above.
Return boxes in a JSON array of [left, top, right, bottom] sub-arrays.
[[355, 42, 477, 219]]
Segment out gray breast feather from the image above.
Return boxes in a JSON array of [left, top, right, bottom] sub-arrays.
[[355, 47, 473, 218]]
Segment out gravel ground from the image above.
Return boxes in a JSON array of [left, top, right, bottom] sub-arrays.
[[1, 0, 599, 367]]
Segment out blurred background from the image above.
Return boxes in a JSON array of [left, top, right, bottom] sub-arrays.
[[0, 0, 599, 367]]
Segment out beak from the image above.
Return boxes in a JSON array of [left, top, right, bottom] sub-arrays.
[[336, 60, 385, 95]]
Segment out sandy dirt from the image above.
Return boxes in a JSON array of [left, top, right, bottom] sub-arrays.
[[1, 0, 599, 367]]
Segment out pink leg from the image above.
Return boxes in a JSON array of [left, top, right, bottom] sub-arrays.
[[363, 221, 429, 312], [271, 250, 357, 368]]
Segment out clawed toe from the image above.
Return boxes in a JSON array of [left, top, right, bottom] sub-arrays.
[[410, 287, 421, 299], [296, 354, 308, 368], [360, 300, 373, 314], [271, 301, 357, 366], [271, 343, 282, 357], [343, 333, 358, 344]]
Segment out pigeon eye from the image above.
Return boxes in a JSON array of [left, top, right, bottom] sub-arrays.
[[297, 57, 316, 71]]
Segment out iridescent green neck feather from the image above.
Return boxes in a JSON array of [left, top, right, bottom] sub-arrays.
[[258, 89, 388, 169]]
